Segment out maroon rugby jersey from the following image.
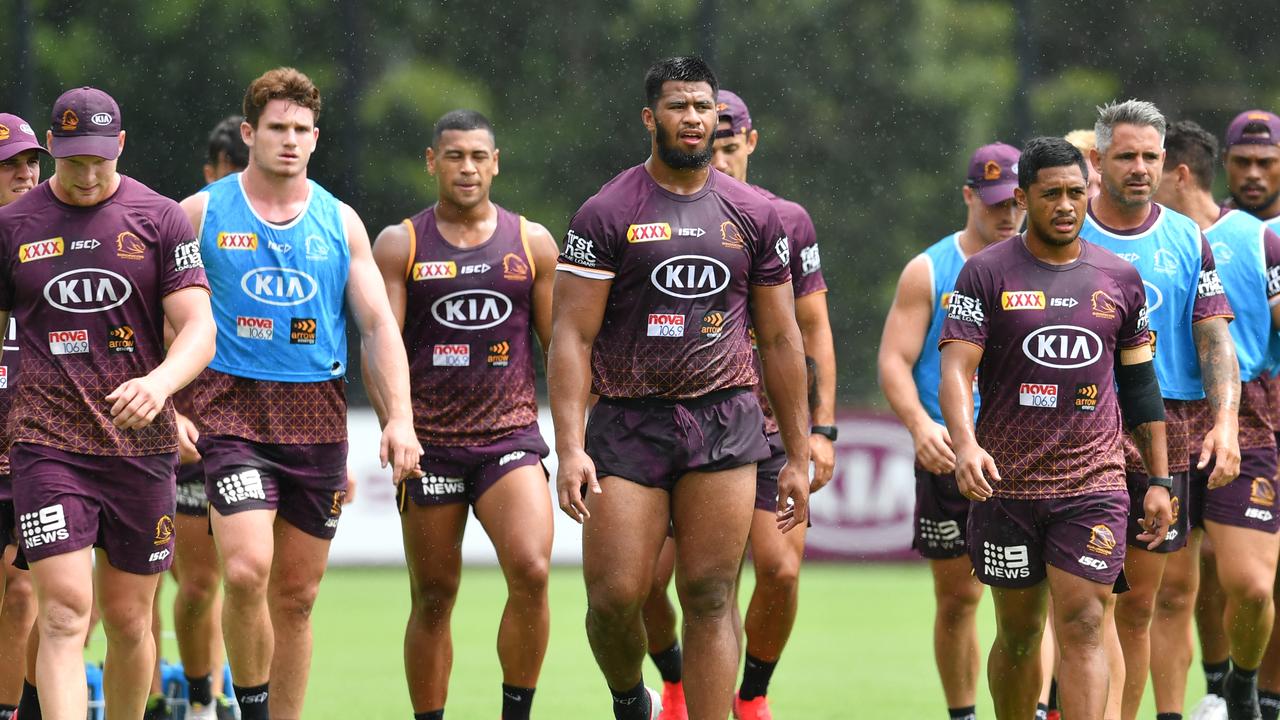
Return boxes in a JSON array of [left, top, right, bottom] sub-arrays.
[[0, 318, 17, 481], [940, 237, 1150, 499], [557, 166, 791, 399], [402, 204, 539, 446], [749, 186, 827, 433], [0, 177, 209, 456]]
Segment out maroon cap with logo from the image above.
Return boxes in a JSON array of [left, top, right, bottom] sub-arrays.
[[966, 142, 1020, 205], [1225, 110, 1280, 149], [0, 113, 50, 162], [49, 87, 122, 160], [715, 90, 753, 138]]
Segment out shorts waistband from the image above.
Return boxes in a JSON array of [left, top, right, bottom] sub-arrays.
[[599, 386, 749, 411]]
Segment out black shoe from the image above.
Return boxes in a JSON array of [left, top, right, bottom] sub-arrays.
[[1225, 668, 1263, 720], [143, 694, 173, 720]]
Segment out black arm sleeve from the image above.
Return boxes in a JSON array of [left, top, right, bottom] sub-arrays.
[[1115, 359, 1165, 430]]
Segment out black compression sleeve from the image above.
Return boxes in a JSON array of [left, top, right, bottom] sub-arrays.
[[1115, 359, 1164, 430]]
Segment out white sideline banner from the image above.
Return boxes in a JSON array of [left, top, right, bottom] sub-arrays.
[[331, 409, 919, 566]]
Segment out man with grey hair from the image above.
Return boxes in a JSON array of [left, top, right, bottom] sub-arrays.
[[1080, 99, 1253, 720]]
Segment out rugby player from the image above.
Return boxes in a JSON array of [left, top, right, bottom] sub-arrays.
[[368, 109, 559, 720], [1079, 100, 1245, 720], [1147, 119, 1280, 720], [0, 86, 216, 719], [0, 113, 45, 720], [170, 115, 250, 720], [550, 57, 810, 720], [635, 88, 836, 720], [879, 141, 1025, 720], [1221, 109, 1280, 720], [940, 135, 1172, 720], [179, 68, 421, 720]]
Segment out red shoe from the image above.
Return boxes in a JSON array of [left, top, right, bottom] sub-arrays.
[[733, 695, 773, 720], [1047, 711, 1061, 720], [658, 681, 687, 720]]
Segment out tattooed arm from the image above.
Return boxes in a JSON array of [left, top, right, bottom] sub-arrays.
[[1193, 317, 1241, 489]]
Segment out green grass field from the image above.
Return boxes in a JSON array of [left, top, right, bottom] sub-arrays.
[[88, 563, 1211, 718]]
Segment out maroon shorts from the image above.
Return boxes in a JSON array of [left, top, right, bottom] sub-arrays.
[[175, 460, 208, 517], [202, 435, 348, 540], [913, 467, 970, 560], [0, 487, 15, 550], [586, 388, 770, 492], [10, 444, 178, 575], [1189, 445, 1280, 533], [967, 491, 1129, 588], [753, 432, 787, 512], [1124, 470, 1190, 553], [398, 423, 548, 509]]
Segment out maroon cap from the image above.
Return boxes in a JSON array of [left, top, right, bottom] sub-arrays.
[[965, 142, 1020, 205], [48, 87, 121, 160], [0, 113, 49, 162], [1225, 110, 1280, 149], [715, 90, 752, 138]]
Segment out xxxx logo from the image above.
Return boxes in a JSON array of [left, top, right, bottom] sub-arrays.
[[412, 261, 457, 281], [19, 238, 64, 263], [1000, 291, 1045, 310], [626, 223, 672, 243], [217, 232, 258, 251]]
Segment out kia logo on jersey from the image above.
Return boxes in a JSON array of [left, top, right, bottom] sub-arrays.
[[240, 267, 319, 307], [650, 255, 731, 299], [430, 289, 513, 331], [1021, 325, 1103, 369], [43, 268, 133, 314]]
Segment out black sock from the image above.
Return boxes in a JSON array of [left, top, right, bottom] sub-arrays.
[[738, 654, 778, 701], [1156, 714, 1182, 720], [1228, 665, 1259, 705], [17, 681, 39, 720], [187, 673, 214, 706], [649, 641, 683, 684], [234, 682, 270, 720], [1048, 678, 1058, 710], [1205, 659, 1230, 696], [414, 712, 444, 720], [610, 680, 651, 720], [501, 684, 535, 720], [0, 703, 15, 720], [950, 705, 977, 720], [1261, 690, 1280, 720], [1034, 702, 1048, 720]]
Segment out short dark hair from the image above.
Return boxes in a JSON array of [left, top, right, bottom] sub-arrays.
[[1018, 136, 1089, 189], [644, 56, 718, 108], [207, 115, 248, 170], [1164, 120, 1218, 190], [432, 109, 495, 147], [243, 67, 321, 129]]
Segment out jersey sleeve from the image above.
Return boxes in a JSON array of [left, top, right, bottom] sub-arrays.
[[0, 220, 12, 312], [1116, 263, 1152, 349], [1193, 234, 1233, 323], [1264, 227, 1280, 305], [939, 258, 989, 350], [556, 200, 619, 280], [786, 206, 827, 297], [748, 205, 792, 287], [159, 202, 210, 296]]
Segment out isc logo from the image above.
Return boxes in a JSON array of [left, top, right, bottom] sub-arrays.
[[1077, 555, 1109, 570]]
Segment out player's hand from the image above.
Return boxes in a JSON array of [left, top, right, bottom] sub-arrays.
[[1137, 485, 1174, 550], [344, 469, 357, 505], [106, 375, 171, 430], [1200, 423, 1241, 489], [911, 421, 956, 475], [808, 433, 835, 493], [379, 416, 424, 485], [776, 460, 810, 533], [556, 447, 600, 523], [954, 444, 998, 502], [175, 412, 201, 464]]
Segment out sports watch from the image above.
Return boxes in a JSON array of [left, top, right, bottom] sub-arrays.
[[1147, 475, 1174, 491], [811, 425, 838, 442]]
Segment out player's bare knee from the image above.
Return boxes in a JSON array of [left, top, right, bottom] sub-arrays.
[[1, 572, 37, 622], [1154, 576, 1195, 616], [100, 605, 153, 645], [178, 570, 221, 610], [270, 580, 321, 624], [755, 555, 801, 596], [221, 553, 271, 597], [409, 575, 461, 621], [586, 584, 646, 626], [1053, 604, 1104, 650], [1115, 589, 1156, 628], [1229, 575, 1275, 611], [504, 554, 549, 599], [935, 579, 983, 621], [677, 575, 736, 619]]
